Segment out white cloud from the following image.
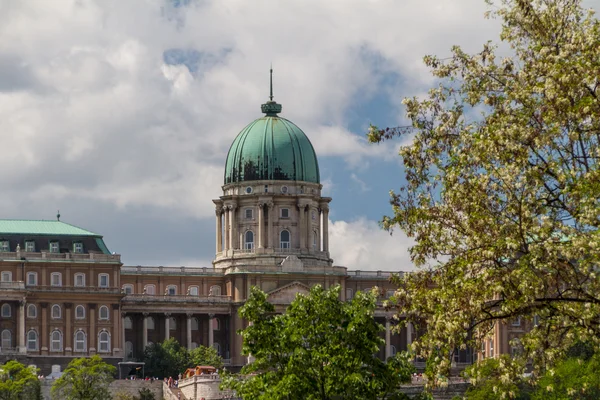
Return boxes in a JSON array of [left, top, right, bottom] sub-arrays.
[[328, 217, 415, 272]]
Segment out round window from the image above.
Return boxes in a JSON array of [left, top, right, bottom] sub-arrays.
[[281, 186, 288, 194], [245, 186, 253, 194]]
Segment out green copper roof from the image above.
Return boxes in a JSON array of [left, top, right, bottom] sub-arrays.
[[0, 220, 101, 236], [224, 104, 320, 184]]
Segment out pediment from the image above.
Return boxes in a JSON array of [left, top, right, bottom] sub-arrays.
[[267, 281, 310, 304], [280, 255, 304, 271]]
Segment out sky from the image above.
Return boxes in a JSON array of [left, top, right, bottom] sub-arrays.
[[0, 0, 519, 271]]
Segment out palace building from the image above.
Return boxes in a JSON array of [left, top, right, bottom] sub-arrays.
[[0, 84, 518, 374]]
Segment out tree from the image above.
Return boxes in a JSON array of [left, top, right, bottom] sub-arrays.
[[142, 338, 188, 379], [531, 353, 600, 399], [222, 284, 415, 400], [51, 355, 116, 400], [0, 360, 41, 400], [189, 345, 223, 369], [368, 0, 600, 386]]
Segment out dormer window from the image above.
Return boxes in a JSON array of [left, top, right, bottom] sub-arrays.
[[245, 208, 253, 219], [0, 241, 9, 252], [25, 241, 35, 252], [73, 242, 83, 254], [49, 241, 59, 253], [280, 208, 289, 218]]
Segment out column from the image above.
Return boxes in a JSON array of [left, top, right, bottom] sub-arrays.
[[142, 313, 149, 348], [230, 205, 237, 250], [267, 202, 274, 249], [40, 303, 48, 354], [120, 310, 126, 356], [322, 205, 329, 252], [187, 313, 193, 350], [164, 313, 170, 341], [89, 304, 96, 353], [385, 318, 391, 360], [64, 303, 72, 354], [215, 208, 222, 253], [299, 204, 306, 249], [406, 322, 413, 348], [306, 206, 312, 250], [18, 301, 26, 353], [257, 203, 264, 249], [224, 207, 230, 251], [208, 314, 214, 348]]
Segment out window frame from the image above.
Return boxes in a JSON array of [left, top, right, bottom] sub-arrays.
[[280, 208, 289, 218], [209, 285, 221, 296], [1, 271, 12, 282], [50, 330, 62, 352], [27, 304, 37, 318], [98, 305, 110, 321], [144, 284, 155, 295], [345, 288, 354, 300], [166, 285, 177, 296], [26, 272, 37, 286], [98, 331, 110, 353], [74, 330, 86, 352], [169, 317, 177, 330], [25, 240, 35, 252], [122, 284, 134, 294], [27, 330, 38, 351], [511, 317, 521, 327], [51, 272, 62, 287], [280, 229, 291, 249], [1, 303, 11, 317], [73, 242, 84, 254], [244, 230, 254, 250], [124, 317, 133, 330], [245, 208, 253, 219], [75, 305, 85, 320], [1, 329, 12, 349], [49, 241, 59, 253], [188, 286, 199, 296], [0, 240, 9, 252], [51, 304, 62, 319], [74, 273, 86, 287], [98, 273, 109, 288]]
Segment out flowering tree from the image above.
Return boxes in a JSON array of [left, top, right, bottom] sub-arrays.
[[369, 0, 600, 387]]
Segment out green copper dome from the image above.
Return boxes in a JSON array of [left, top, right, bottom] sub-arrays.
[[224, 101, 320, 185]]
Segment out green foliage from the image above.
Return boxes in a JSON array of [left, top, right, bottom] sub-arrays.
[[369, 0, 600, 390], [143, 339, 222, 379], [222, 284, 415, 399], [0, 360, 41, 400], [189, 344, 223, 369], [51, 355, 116, 400], [463, 356, 531, 400], [531, 353, 600, 400]]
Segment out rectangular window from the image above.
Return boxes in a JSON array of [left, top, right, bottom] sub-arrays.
[[49, 242, 59, 253], [27, 272, 37, 286], [51, 273, 62, 287], [73, 242, 83, 253], [511, 317, 521, 327], [280, 208, 289, 218], [25, 241, 35, 252], [1, 271, 12, 282], [75, 274, 85, 287], [264, 185, 268, 193], [0, 241, 9, 252], [98, 274, 109, 288], [245, 208, 253, 219]]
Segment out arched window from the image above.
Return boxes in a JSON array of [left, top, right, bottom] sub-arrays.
[[1, 330, 11, 349], [1, 303, 11, 317], [213, 342, 221, 355], [74, 273, 85, 287], [27, 330, 38, 351], [244, 231, 254, 250], [75, 305, 85, 319], [213, 318, 220, 331], [147, 317, 155, 330], [50, 330, 62, 352], [27, 304, 37, 318], [346, 288, 354, 301], [144, 285, 155, 295], [26, 272, 37, 286], [74, 331, 86, 352], [391, 345, 397, 356], [312, 231, 318, 250], [280, 230, 290, 249], [191, 318, 199, 331], [98, 331, 110, 353], [125, 341, 133, 359], [170, 317, 177, 330], [188, 286, 199, 296], [166, 285, 176, 296], [98, 273, 109, 288], [51, 304, 61, 319], [209, 285, 221, 296], [122, 284, 134, 294], [99, 305, 110, 320], [124, 317, 133, 330]]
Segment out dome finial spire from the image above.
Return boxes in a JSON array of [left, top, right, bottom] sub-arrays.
[[261, 66, 282, 115], [269, 64, 274, 101]]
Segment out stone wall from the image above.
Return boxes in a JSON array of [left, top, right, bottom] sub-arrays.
[[40, 379, 163, 400], [178, 374, 237, 400]]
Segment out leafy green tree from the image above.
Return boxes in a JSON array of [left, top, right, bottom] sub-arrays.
[[463, 356, 532, 400], [51, 355, 116, 400], [222, 284, 415, 400], [189, 345, 223, 369], [0, 360, 41, 400], [531, 352, 600, 399], [136, 387, 156, 400], [143, 338, 188, 379], [368, 0, 600, 386]]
